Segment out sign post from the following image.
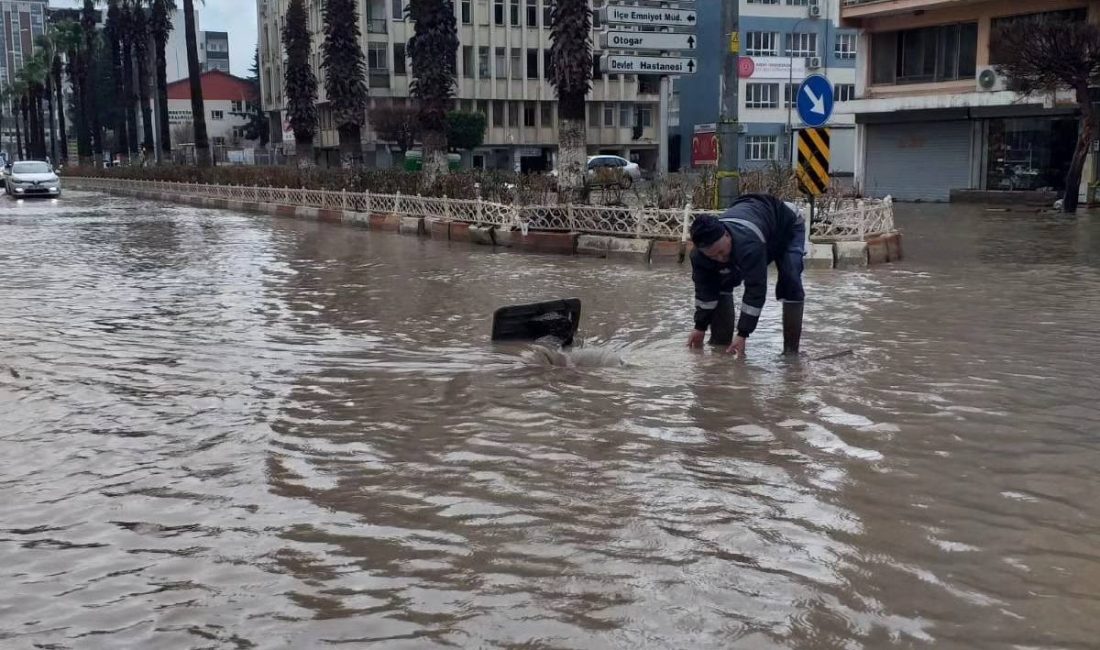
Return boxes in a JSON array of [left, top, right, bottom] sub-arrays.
[[795, 74, 834, 225]]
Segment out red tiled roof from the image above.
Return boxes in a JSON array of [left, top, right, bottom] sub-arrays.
[[166, 70, 255, 101]]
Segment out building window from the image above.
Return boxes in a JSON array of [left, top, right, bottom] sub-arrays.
[[393, 43, 406, 74], [543, 1, 553, 28], [494, 0, 504, 25], [619, 103, 633, 128], [589, 103, 600, 127], [211, 110, 224, 120], [526, 48, 539, 79], [541, 101, 552, 126], [508, 102, 519, 127], [745, 31, 779, 57], [495, 47, 506, 77], [544, 50, 552, 78], [526, 0, 538, 27], [493, 100, 505, 126], [462, 46, 474, 78], [745, 135, 778, 161], [479, 46, 490, 78], [368, 43, 388, 71], [524, 102, 536, 127], [510, 0, 519, 26], [872, 22, 977, 85], [603, 103, 614, 127], [231, 100, 243, 112], [636, 105, 652, 128], [461, 0, 472, 23], [784, 83, 797, 108], [745, 83, 779, 109], [746, 0, 778, 4], [392, 0, 404, 20], [835, 33, 857, 59], [786, 32, 818, 58], [510, 48, 522, 79], [786, 0, 808, 5], [835, 84, 855, 102]]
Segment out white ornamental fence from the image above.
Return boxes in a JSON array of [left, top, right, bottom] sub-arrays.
[[67, 177, 894, 242]]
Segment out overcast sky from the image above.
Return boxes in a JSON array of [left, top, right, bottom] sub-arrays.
[[52, 0, 258, 78]]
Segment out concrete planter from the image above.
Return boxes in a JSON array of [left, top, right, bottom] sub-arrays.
[[427, 218, 450, 240], [399, 216, 425, 236], [577, 235, 652, 261], [369, 213, 402, 231], [835, 241, 869, 269], [866, 235, 890, 265], [449, 222, 472, 242], [512, 231, 579, 255], [806, 243, 835, 269], [650, 240, 685, 263], [469, 225, 495, 246]]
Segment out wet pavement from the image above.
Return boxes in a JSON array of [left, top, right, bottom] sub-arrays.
[[1, 192, 1099, 649]]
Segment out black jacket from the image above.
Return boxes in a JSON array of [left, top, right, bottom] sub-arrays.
[[691, 194, 800, 338]]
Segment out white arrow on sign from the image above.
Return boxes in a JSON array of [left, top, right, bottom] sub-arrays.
[[598, 6, 697, 27], [803, 85, 826, 115], [599, 30, 697, 51], [601, 54, 697, 75]]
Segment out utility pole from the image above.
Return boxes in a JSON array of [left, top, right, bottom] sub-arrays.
[[717, 0, 740, 207]]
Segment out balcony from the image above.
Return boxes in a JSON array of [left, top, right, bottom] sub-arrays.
[[366, 18, 387, 34], [842, 0, 986, 21]]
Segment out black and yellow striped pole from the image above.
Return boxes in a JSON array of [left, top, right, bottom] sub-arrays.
[[796, 127, 830, 229]]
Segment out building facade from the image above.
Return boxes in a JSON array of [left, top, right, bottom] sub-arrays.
[[0, 0, 47, 90], [257, 0, 662, 171], [166, 70, 256, 146], [841, 0, 1097, 201], [675, 0, 858, 176], [166, 10, 232, 82]]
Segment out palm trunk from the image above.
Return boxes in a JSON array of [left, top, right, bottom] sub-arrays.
[[20, 97, 30, 159], [557, 91, 587, 201], [137, 46, 154, 157], [422, 129, 448, 181], [155, 35, 171, 158], [45, 75, 58, 165], [337, 125, 362, 167], [54, 57, 68, 165], [122, 36, 138, 156], [35, 89, 47, 159], [72, 51, 90, 164], [182, 0, 211, 167], [13, 100, 23, 160]]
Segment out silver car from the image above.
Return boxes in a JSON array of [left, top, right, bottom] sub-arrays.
[[5, 161, 61, 198], [586, 155, 642, 188]]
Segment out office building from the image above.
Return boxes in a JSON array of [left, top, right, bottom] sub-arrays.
[[257, 0, 662, 170], [166, 9, 232, 82]]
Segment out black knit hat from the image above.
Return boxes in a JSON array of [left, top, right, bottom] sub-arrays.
[[690, 215, 725, 248]]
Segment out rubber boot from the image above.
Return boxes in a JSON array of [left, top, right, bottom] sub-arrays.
[[782, 301, 804, 356], [709, 294, 736, 346]]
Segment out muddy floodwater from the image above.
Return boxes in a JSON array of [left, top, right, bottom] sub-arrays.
[[1, 192, 1099, 649]]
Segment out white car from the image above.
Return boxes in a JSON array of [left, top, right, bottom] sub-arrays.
[[586, 155, 642, 188], [5, 161, 61, 198]]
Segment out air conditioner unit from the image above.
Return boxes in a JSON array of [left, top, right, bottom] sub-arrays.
[[808, 5, 822, 18], [806, 56, 822, 70], [737, 123, 747, 134], [976, 66, 1006, 92]]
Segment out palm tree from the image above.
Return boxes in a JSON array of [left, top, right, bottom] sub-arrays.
[[150, 0, 175, 160], [105, 0, 129, 158], [2, 84, 22, 160], [281, 0, 317, 167], [549, 0, 592, 196], [120, 0, 139, 155], [51, 22, 82, 165], [34, 34, 59, 164], [320, 0, 368, 165], [181, 0, 211, 166], [407, 0, 458, 179], [130, 0, 155, 157], [82, 0, 104, 161], [17, 57, 49, 160]]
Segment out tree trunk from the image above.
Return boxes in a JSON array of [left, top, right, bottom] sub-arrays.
[[20, 97, 30, 160], [182, 0, 211, 167], [155, 35, 171, 159], [422, 128, 448, 182], [36, 89, 47, 159], [337, 123, 362, 167], [45, 75, 58, 165], [55, 57, 68, 165], [137, 47, 155, 158], [74, 52, 91, 164], [1063, 90, 1094, 213], [295, 134, 315, 169], [110, 36, 128, 158], [122, 37, 138, 156], [14, 100, 23, 160]]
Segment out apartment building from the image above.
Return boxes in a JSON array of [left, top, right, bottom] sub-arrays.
[[841, 0, 1097, 201], [256, 0, 662, 171], [0, 0, 47, 90], [675, 0, 859, 176], [166, 9, 233, 82]]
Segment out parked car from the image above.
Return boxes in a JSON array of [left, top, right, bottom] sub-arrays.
[[551, 155, 643, 188], [5, 161, 61, 198]]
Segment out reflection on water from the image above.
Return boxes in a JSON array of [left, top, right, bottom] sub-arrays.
[[2, 194, 1100, 648]]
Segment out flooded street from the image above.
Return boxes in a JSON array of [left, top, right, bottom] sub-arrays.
[[2, 191, 1099, 649]]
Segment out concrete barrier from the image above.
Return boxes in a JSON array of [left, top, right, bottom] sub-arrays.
[[427, 218, 450, 240], [369, 213, 401, 231], [806, 243, 835, 269], [512, 231, 579, 255], [835, 241, 869, 269], [317, 208, 343, 223], [650, 240, 685, 263], [469, 225, 495, 246], [866, 235, 889, 265], [884, 232, 903, 262], [577, 235, 652, 261], [399, 216, 425, 236], [450, 222, 472, 242]]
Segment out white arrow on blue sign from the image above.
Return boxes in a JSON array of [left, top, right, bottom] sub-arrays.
[[797, 74, 834, 128]]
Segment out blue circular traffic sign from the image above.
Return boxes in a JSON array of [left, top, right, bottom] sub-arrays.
[[796, 74, 834, 128]]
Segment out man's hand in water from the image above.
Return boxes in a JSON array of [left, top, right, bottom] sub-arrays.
[[687, 329, 706, 349], [726, 336, 747, 358]]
